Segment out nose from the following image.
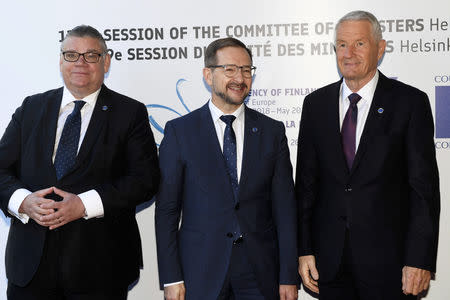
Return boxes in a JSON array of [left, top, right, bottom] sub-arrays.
[[233, 67, 245, 82], [343, 45, 355, 58], [74, 54, 89, 65]]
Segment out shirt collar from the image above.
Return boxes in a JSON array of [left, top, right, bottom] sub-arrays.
[[342, 70, 379, 103], [62, 86, 101, 108], [208, 100, 245, 123]]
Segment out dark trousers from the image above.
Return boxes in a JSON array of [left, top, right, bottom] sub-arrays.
[[217, 240, 265, 300], [319, 231, 415, 300], [7, 230, 127, 300]]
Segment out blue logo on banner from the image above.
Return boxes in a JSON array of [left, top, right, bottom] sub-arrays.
[[146, 79, 192, 134], [435, 86, 450, 138]]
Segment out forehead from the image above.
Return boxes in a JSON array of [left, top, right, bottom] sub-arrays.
[[336, 20, 373, 41], [61, 36, 103, 51], [215, 46, 251, 65]]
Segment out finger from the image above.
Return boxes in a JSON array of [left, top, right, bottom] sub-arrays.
[[412, 283, 419, 295], [36, 187, 54, 196], [279, 289, 286, 300], [401, 267, 407, 292], [53, 187, 68, 197], [306, 262, 319, 291], [412, 276, 422, 296], [302, 275, 319, 294], [40, 200, 60, 210], [423, 277, 430, 291], [180, 285, 186, 300], [40, 216, 63, 226], [404, 274, 413, 295], [40, 211, 63, 222], [49, 218, 67, 230], [35, 206, 55, 216], [310, 267, 319, 281]]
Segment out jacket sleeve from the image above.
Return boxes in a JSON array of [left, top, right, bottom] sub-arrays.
[[404, 91, 440, 272], [295, 95, 319, 256], [155, 121, 185, 289], [0, 100, 29, 217], [94, 102, 160, 218]]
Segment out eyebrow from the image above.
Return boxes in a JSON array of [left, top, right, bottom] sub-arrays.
[[62, 48, 103, 53]]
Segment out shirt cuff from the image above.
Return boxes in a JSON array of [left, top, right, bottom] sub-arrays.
[[164, 281, 184, 287], [8, 188, 32, 224], [78, 189, 104, 219]]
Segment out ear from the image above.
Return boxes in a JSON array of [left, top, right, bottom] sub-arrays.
[[59, 54, 63, 71], [377, 39, 386, 61], [103, 53, 111, 73], [203, 67, 213, 86]]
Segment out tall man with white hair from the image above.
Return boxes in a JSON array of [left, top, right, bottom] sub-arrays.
[[295, 10, 440, 300]]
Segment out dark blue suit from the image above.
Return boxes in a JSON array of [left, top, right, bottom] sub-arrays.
[[155, 103, 298, 299]]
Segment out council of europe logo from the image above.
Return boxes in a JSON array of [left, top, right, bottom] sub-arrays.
[[435, 86, 450, 138], [146, 79, 192, 137]]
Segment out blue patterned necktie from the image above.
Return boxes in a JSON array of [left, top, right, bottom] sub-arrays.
[[220, 115, 242, 240], [220, 115, 238, 195], [341, 93, 361, 170], [54, 100, 86, 179]]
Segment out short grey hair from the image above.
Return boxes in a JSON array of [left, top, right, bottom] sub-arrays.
[[61, 25, 108, 52], [335, 10, 383, 42]]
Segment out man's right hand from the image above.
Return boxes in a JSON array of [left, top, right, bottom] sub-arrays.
[[164, 283, 185, 300], [18, 187, 55, 226], [298, 255, 320, 294]]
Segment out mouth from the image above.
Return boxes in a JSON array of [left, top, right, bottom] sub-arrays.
[[343, 61, 360, 68], [227, 83, 247, 93], [72, 71, 89, 75]]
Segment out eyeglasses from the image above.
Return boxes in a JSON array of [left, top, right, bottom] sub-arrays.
[[207, 64, 256, 78], [61, 51, 105, 63]]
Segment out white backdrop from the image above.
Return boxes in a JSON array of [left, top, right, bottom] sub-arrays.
[[1, 1, 449, 299]]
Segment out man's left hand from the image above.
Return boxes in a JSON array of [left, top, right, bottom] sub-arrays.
[[402, 266, 431, 296], [279, 284, 298, 300], [39, 187, 86, 230]]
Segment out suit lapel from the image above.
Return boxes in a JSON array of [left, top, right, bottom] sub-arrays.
[[73, 85, 108, 169], [351, 72, 391, 175], [57, 85, 108, 180], [44, 88, 63, 170], [325, 80, 350, 176], [198, 103, 235, 196], [239, 106, 261, 190]]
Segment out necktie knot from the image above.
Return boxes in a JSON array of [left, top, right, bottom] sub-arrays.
[[220, 115, 236, 126], [348, 93, 361, 108], [73, 100, 86, 113]]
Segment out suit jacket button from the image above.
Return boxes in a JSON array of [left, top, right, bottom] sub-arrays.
[[235, 203, 240, 210], [226, 232, 233, 238]]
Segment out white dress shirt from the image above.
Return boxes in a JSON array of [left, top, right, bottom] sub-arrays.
[[8, 86, 104, 223], [208, 100, 245, 182], [164, 100, 246, 287], [340, 71, 379, 151]]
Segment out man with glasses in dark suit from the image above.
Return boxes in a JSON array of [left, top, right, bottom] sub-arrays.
[[0, 25, 159, 300]]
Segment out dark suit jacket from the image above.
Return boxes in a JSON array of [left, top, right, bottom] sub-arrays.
[[155, 103, 298, 300], [295, 72, 440, 284], [0, 85, 160, 290]]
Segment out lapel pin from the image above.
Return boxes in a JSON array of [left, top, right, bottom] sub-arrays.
[[102, 105, 108, 111], [252, 127, 258, 133], [377, 108, 384, 114]]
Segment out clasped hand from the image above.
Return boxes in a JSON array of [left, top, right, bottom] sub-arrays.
[[19, 186, 86, 229]]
